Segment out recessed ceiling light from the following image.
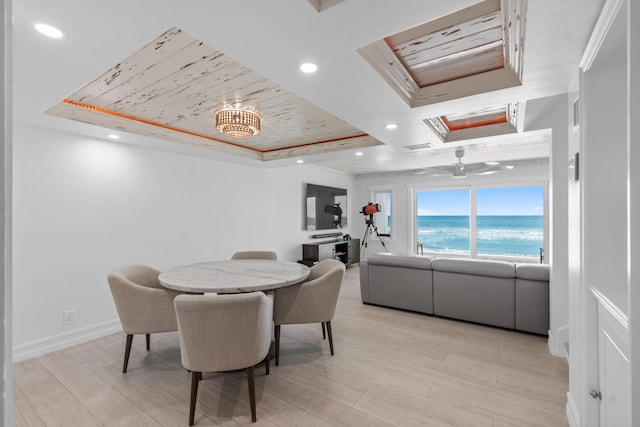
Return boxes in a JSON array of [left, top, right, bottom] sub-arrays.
[[299, 62, 318, 73], [296, 159, 304, 164], [355, 152, 364, 156], [34, 23, 64, 39], [107, 134, 120, 140], [385, 123, 398, 130]]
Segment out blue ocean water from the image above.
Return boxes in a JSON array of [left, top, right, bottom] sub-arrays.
[[417, 215, 544, 257]]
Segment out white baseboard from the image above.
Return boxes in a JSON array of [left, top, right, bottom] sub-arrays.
[[548, 324, 570, 358], [13, 319, 122, 362], [566, 391, 579, 427]]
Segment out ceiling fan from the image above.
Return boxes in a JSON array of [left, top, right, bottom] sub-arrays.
[[416, 148, 514, 178]]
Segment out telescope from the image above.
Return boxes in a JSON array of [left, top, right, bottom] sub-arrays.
[[360, 202, 388, 256], [361, 202, 381, 216]]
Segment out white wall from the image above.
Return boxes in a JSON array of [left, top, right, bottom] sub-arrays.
[[12, 123, 355, 360], [525, 94, 571, 357], [2, 0, 12, 424], [582, 65, 627, 293]]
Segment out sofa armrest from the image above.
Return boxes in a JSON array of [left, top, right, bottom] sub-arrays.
[[359, 260, 371, 303], [369, 262, 434, 314], [515, 264, 549, 335], [515, 263, 549, 281]]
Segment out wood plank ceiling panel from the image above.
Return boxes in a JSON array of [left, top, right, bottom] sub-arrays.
[[389, 12, 503, 69], [409, 45, 504, 86], [46, 26, 382, 160], [70, 27, 196, 105]]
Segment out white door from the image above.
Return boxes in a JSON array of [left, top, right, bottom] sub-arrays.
[[596, 301, 630, 426]]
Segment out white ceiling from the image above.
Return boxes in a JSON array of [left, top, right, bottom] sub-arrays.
[[12, 0, 604, 176]]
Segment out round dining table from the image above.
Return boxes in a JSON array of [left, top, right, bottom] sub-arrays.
[[158, 259, 310, 293]]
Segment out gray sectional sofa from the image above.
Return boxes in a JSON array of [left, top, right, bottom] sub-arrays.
[[359, 253, 549, 335]]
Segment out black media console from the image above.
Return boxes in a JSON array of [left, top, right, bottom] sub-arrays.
[[302, 238, 360, 266]]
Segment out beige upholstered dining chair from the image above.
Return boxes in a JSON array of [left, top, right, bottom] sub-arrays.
[[273, 259, 346, 366], [174, 292, 273, 425], [231, 250, 278, 260], [107, 264, 184, 373]]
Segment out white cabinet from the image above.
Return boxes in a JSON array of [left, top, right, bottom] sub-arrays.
[[592, 289, 630, 426]]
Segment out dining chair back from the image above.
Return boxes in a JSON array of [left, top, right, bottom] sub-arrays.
[[107, 264, 183, 373], [174, 292, 273, 424], [273, 259, 345, 365]]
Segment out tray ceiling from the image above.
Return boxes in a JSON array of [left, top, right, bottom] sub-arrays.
[[46, 26, 383, 161], [424, 103, 519, 143], [357, 0, 527, 108]]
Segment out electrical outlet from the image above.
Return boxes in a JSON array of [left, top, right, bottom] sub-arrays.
[[63, 309, 76, 325]]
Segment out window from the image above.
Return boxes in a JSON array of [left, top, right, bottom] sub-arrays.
[[476, 186, 544, 258], [416, 189, 470, 255], [369, 186, 393, 238], [414, 185, 546, 261]]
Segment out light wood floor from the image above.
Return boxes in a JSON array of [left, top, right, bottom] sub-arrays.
[[13, 266, 569, 426]]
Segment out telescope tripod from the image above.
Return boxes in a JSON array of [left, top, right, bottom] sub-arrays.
[[361, 215, 389, 258]]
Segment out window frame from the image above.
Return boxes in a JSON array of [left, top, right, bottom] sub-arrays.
[[409, 181, 548, 263], [368, 185, 394, 241]]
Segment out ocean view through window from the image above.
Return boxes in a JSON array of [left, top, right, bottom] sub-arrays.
[[476, 186, 544, 258], [417, 189, 470, 255], [416, 186, 545, 259]]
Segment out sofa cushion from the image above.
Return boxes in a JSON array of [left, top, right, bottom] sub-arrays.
[[433, 271, 515, 329], [366, 253, 434, 270], [515, 263, 549, 281], [432, 258, 515, 278]]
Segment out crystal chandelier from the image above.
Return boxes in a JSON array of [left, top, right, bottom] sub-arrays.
[[215, 108, 261, 138]]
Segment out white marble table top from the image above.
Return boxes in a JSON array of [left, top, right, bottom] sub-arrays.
[[158, 260, 310, 293]]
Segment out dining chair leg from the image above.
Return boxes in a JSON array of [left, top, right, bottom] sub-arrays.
[[326, 321, 334, 356], [265, 352, 270, 375], [189, 371, 201, 426], [247, 366, 257, 422], [274, 325, 281, 366], [123, 334, 133, 373], [321, 322, 326, 339], [146, 333, 150, 351]]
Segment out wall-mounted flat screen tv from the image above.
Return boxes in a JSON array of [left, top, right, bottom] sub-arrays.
[[305, 183, 347, 231]]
